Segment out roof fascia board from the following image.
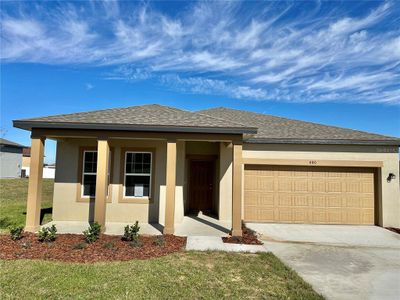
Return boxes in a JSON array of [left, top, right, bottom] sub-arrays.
[[13, 120, 258, 135]]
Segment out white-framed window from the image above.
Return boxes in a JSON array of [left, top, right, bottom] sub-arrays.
[[81, 150, 111, 197], [81, 150, 97, 197], [124, 152, 152, 198]]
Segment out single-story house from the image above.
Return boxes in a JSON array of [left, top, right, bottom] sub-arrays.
[[0, 138, 24, 179], [13, 104, 400, 235]]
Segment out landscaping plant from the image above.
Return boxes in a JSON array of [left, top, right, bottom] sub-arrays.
[[72, 242, 87, 250], [83, 222, 101, 243], [103, 242, 115, 250], [38, 225, 57, 242], [129, 239, 143, 248], [9, 226, 24, 241], [153, 236, 165, 247], [122, 221, 140, 241]]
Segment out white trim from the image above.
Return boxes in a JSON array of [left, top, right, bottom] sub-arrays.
[[123, 151, 152, 198], [81, 150, 97, 198]]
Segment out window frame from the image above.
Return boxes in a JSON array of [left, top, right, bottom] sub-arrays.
[[76, 147, 113, 203], [123, 151, 152, 199], [81, 150, 98, 198], [119, 147, 156, 204]]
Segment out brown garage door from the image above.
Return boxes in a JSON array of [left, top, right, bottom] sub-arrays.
[[244, 165, 375, 225]]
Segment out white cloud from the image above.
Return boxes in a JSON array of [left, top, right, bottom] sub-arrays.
[[160, 75, 268, 100], [1, 1, 399, 104], [85, 83, 94, 90]]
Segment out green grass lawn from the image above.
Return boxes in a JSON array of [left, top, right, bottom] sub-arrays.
[[0, 179, 54, 232], [0, 252, 322, 300]]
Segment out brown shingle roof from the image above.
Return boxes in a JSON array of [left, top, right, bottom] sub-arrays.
[[13, 104, 400, 145], [13, 104, 257, 135], [198, 107, 400, 145]]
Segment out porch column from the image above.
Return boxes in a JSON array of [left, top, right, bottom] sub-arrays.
[[164, 139, 177, 234], [25, 132, 45, 232], [94, 138, 109, 231], [231, 141, 243, 237]]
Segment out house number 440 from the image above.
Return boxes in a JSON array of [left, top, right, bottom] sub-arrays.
[[309, 160, 317, 165]]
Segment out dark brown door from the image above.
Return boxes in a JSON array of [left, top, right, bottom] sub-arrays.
[[189, 160, 215, 214]]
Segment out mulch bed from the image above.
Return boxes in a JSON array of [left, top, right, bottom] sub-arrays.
[[385, 227, 400, 235], [222, 225, 263, 245], [0, 233, 186, 263]]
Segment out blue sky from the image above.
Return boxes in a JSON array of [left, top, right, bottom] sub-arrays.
[[1, 0, 399, 163]]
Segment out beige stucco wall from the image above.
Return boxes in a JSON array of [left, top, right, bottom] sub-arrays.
[[219, 142, 233, 222], [53, 138, 168, 224], [242, 143, 400, 227]]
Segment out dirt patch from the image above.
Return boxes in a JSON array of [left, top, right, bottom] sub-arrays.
[[222, 225, 263, 245], [0, 233, 186, 263], [385, 227, 400, 235]]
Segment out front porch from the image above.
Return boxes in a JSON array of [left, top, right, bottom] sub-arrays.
[[42, 213, 231, 237]]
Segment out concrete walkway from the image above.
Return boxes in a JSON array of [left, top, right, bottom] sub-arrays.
[[186, 236, 266, 253], [249, 224, 400, 300]]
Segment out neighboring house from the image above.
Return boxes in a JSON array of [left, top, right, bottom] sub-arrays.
[[21, 147, 55, 179], [0, 138, 24, 179], [21, 147, 30, 178], [13, 104, 400, 234]]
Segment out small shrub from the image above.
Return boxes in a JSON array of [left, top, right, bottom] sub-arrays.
[[153, 235, 165, 247], [83, 222, 101, 243], [9, 226, 24, 241], [38, 225, 57, 242], [129, 238, 143, 248], [72, 242, 87, 250], [103, 242, 115, 250], [21, 240, 31, 249], [122, 221, 140, 241]]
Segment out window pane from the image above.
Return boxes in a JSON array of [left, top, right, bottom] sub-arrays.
[[84, 152, 97, 173], [125, 152, 151, 174], [143, 163, 151, 174], [125, 175, 150, 197], [143, 153, 151, 164], [83, 174, 96, 196]]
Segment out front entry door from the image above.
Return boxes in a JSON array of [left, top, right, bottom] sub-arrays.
[[189, 160, 215, 214]]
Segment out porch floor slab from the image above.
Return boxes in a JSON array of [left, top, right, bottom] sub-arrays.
[[174, 214, 231, 237], [42, 221, 163, 236]]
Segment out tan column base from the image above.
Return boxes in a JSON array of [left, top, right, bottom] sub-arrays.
[[231, 229, 243, 237], [163, 227, 174, 235], [25, 225, 41, 233]]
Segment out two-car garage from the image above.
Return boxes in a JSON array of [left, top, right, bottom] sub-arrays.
[[244, 165, 376, 225]]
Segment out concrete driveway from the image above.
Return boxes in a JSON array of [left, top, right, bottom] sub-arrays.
[[247, 224, 400, 300]]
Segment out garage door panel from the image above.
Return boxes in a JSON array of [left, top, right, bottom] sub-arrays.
[[294, 180, 308, 192], [344, 195, 361, 208], [326, 195, 342, 208], [361, 210, 374, 224], [311, 180, 326, 192], [311, 195, 326, 207], [293, 195, 308, 206], [326, 180, 342, 192], [244, 165, 375, 225]]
